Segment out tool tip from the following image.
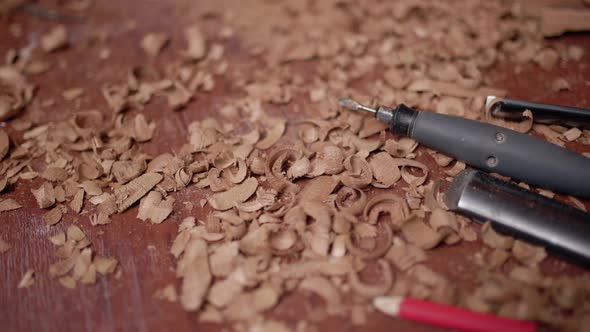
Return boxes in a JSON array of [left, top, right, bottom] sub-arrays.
[[338, 98, 377, 114], [338, 98, 361, 110]]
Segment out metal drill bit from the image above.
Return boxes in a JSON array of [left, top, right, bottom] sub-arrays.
[[338, 98, 377, 115]]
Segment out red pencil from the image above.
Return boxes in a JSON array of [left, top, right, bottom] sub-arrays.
[[373, 296, 537, 332]]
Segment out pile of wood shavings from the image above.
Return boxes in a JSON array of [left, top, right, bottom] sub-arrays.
[[1, 0, 590, 331]]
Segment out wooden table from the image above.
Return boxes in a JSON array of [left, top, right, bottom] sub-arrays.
[[1, 1, 589, 331]]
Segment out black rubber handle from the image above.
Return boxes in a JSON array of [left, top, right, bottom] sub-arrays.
[[445, 169, 590, 268], [408, 111, 590, 198]]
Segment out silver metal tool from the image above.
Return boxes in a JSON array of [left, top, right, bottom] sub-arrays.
[[339, 98, 590, 198], [445, 169, 590, 268]]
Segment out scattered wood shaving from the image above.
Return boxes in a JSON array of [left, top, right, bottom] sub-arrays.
[[41, 25, 68, 52], [179, 238, 211, 311], [0, 198, 22, 212], [155, 284, 177, 302], [114, 172, 163, 212], [141, 33, 169, 56], [31, 182, 56, 208], [137, 191, 175, 224], [208, 177, 258, 210], [0, 238, 10, 253], [0, 129, 8, 160], [481, 221, 514, 250], [184, 24, 206, 60], [17, 269, 34, 288], [563, 127, 582, 142]]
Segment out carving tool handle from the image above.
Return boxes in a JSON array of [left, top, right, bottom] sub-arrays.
[[445, 169, 590, 268], [394, 106, 590, 198]]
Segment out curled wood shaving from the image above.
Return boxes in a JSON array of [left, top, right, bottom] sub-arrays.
[[401, 216, 445, 250], [184, 25, 207, 60], [50, 250, 80, 277], [386, 238, 427, 271], [435, 96, 465, 116], [131, 114, 156, 142], [383, 138, 418, 158], [532, 124, 564, 147], [179, 238, 211, 311], [300, 276, 343, 314], [31, 182, 56, 208], [332, 212, 354, 235], [444, 160, 466, 177], [58, 276, 76, 289], [250, 320, 290, 332], [485, 99, 534, 133], [141, 33, 169, 56], [349, 260, 394, 297], [256, 118, 286, 150], [42, 167, 68, 182], [396, 159, 429, 187], [82, 181, 102, 196], [363, 193, 409, 227], [240, 224, 273, 255], [487, 248, 510, 269], [481, 221, 514, 250], [563, 127, 582, 142], [208, 177, 258, 211], [114, 172, 163, 213], [17, 269, 35, 288], [0, 198, 21, 212], [223, 285, 279, 321], [94, 257, 118, 275], [311, 145, 345, 176], [432, 152, 453, 167], [269, 229, 298, 252], [369, 152, 401, 188], [112, 160, 146, 184], [137, 191, 175, 224], [341, 155, 373, 189], [0, 66, 33, 121], [155, 284, 178, 302], [512, 240, 547, 267], [335, 186, 366, 215], [43, 206, 65, 226], [0, 129, 8, 160], [208, 275, 243, 308], [0, 238, 10, 253], [359, 117, 388, 138], [69, 189, 84, 213], [287, 156, 311, 179], [508, 266, 545, 287], [209, 242, 239, 278], [551, 78, 570, 92], [298, 175, 338, 203], [227, 158, 248, 184], [345, 222, 392, 260], [41, 25, 68, 52]]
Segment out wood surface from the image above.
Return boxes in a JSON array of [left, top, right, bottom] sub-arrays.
[[0, 1, 589, 331]]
